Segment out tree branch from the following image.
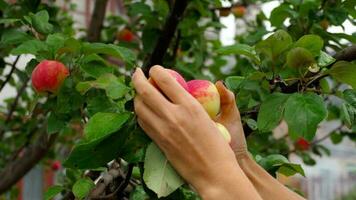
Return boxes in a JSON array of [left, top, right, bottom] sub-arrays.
[[0, 56, 20, 93], [89, 162, 121, 197], [0, 133, 58, 194], [142, 0, 189, 74], [87, 0, 109, 42], [334, 44, 356, 62]]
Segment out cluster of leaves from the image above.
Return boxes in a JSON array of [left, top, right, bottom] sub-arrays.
[[0, 0, 355, 199]]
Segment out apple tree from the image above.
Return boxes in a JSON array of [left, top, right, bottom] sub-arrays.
[[0, 0, 355, 199]]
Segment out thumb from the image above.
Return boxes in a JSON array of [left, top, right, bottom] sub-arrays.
[[215, 81, 240, 118]]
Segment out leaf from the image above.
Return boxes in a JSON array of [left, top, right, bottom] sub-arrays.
[[256, 30, 293, 59], [330, 132, 343, 144], [216, 44, 260, 64], [46, 33, 66, 54], [80, 54, 113, 78], [294, 35, 324, 56], [258, 154, 289, 170], [278, 163, 305, 177], [286, 47, 315, 69], [270, 4, 296, 27], [129, 186, 150, 200], [328, 61, 356, 88], [47, 112, 66, 134], [343, 89, 356, 108], [10, 40, 47, 55], [84, 112, 131, 141], [317, 51, 335, 67], [72, 178, 95, 200], [120, 127, 151, 163], [225, 76, 244, 91], [284, 93, 327, 140], [257, 93, 290, 132], [44, 185, 63, 200], [0, 18, 21, 24], [143, 143, 184, 198], [30, 10, 54, 34], [64, 115, 133, 169], [82, 43, 136, 67], [0, 29, 31, 45]]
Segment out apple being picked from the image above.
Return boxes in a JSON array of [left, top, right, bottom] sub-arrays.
[[31, 60, 69, 94], [215, 122, 231, 143], [149, 69, 189, 91], [187, 80, 220, 118]]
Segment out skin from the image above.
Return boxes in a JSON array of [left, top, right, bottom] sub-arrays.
[[133, 66, 262, 200]]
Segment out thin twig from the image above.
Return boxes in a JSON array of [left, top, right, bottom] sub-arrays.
[[0, 56, 20, 93]]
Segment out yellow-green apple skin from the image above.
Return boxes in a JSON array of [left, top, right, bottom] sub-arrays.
[[215, 122, 231, 143], [187, 80, 220, 118]]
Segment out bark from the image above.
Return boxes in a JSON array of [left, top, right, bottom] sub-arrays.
[[87, 0, 109, 42], [334, 44, 356, 62]]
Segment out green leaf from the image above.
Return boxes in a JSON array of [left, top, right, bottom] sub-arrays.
[[286, 47, 315, 69], [278, 163, 305, 177], [44, 185, 63, 200], [257, 93, 290, 132], [72, 178, 95, 200], [120, 127, 151, 163], [10, 40, 47, 55], [258, 154, 289, 170], [84, 112, 131, 141], [0, 18, 21, 24], [47, 112, 66, 134], [330, 132, 343, 144], [46, 33, 65, 54], [80, 54, 113, 78], [30, 10, 54, 34], [216, 44, 260, 64], [0, 29, 31, 45], [328, 61, 356, 88], [225, 76, 245, 92], [143, 143, 184, 198], [317, 51, 335, 67], [270, 4, 297, 27], [341, 103, 356, 127], [284, 93, 327, 140], [129, 185, 150, 200], [64, 115, 133, 169], [256, 30, 293, 59], [294, 35, 323, 56], [343, 89, 356, 108], [82, 43, 136, 67]]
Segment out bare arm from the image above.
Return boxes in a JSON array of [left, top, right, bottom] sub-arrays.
[[215, 82, 305, 200]]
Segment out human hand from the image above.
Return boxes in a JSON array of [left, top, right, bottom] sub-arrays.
[[133, 66, 244, 199], [214, 81, 248, 158]]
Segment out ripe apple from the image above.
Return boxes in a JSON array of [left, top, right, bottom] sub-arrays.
[[117, 28, 134, 42], [51, 160, 61, 171], [215, 122, 231, 143], [149, 69, 189, 91], [31, 60, 69, 94], [295, 138, 310, 151], [232, 5, 246, 18], [187, 80, 220, 118]]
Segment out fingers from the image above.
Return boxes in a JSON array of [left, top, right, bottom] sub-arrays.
[[134, 96, 161, 138], [215, 81, 240, 118], [149, 65, 193, 104], [132, 68, 172, 115]]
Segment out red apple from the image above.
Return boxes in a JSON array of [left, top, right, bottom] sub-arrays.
[[215, 122, 231, 143], [187, 80, 220, 118], [149, 69, 189, 91], [117, 28, 134, 42], [31, 60, 69, 94], [232, 6, 246, 18], [51, 160, 61, 171], [295, 138, 310, 151]]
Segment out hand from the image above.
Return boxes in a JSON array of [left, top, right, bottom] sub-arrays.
[[214, 81, 248, 157], [133, 66, 254, 199]]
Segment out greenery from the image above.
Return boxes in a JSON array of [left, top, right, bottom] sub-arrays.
[[0, 0, 355, 199]]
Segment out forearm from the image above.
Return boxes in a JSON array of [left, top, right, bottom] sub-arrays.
[[197, 164, 262, 200], [236, 153, 305, 200]]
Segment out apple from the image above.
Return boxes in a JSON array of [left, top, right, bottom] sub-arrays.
[[215, 122, 231, 143], [31, 60, 69, 94], [232, 5, 246, 18], [320, 19, 329, 30], [117, 28, 134, 42], [149, 69, 189, 91], [295, 138, 310, 151], [51, 160, 61, 171], [187, 80, 220, 118]]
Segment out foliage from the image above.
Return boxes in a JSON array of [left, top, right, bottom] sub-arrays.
[[0, 0, 355, 199]]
